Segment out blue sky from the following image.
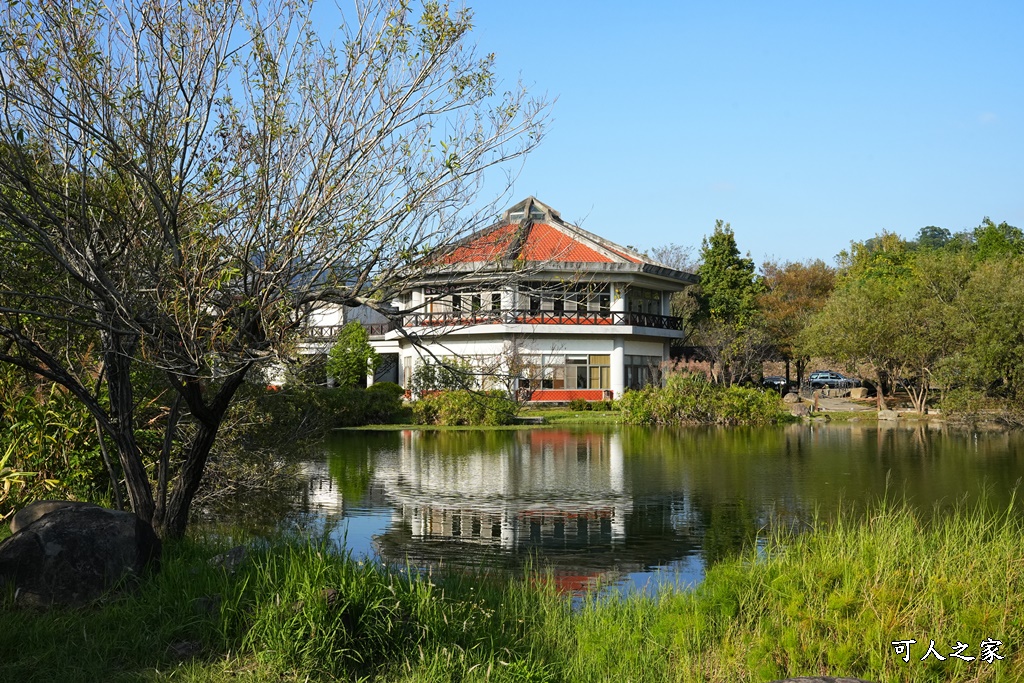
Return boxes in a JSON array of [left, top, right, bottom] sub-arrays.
[[467, 1, 1024, 266]]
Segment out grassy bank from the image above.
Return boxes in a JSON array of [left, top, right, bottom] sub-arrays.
[[2, 502, 1021, 682]]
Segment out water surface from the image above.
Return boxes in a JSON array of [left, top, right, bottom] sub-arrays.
[[218, 423, 1024, 594]]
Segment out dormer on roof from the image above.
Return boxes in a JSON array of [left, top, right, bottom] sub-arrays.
[[504, 196, 560, 224]]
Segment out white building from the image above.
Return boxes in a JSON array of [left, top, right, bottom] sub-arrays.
[[363, 197, 697, 401]]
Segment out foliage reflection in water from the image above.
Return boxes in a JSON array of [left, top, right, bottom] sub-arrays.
[[218, 423, 1024, 595]]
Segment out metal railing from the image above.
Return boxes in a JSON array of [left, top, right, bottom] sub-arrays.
[[399, 309, 683, 330], [301, 309, 683, 341]]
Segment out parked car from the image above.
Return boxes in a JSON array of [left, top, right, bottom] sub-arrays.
[[808, 371, 860, 389], [761, 376, 789, 392]]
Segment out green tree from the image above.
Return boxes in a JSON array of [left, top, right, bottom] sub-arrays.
[[326, 323, 381, 389], [696, 221, 762, 326], [691, 221, 766, 385], [0, 0, 546, 537], [914, 225, 952, 250], [972, 218, 1024, 260], [804, 235, 969, 412]]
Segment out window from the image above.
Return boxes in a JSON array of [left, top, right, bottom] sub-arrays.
[[625, 355, 663, 389], [629, 288, 662, 315], [491, 293, 501, 310], [451, 294, 461, 312], [471, 294, 482, 311], [564, 355, 609, 389]]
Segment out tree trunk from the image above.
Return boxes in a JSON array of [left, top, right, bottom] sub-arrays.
[[875, 368, 889, 410], [159, 365, 251, 539], [104, 339, 155, 524]]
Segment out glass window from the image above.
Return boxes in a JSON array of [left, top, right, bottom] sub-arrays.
[[491, 293, 501, 310]]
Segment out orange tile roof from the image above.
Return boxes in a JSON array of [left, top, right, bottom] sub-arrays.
[[440, 223, 518, 263], [519, 223, 613, 262], [441, 222, 616, 265]]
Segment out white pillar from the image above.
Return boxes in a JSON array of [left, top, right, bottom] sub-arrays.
[[611, 282, 626, 312], [611, 336, 625, 399], [501, 285, 516, 323], [366, 356, 375, 387]]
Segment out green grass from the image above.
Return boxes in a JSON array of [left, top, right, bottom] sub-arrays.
[[518, 408, 620, 425], [2, 501, 1022, 682], [342, 407, 621, 430]]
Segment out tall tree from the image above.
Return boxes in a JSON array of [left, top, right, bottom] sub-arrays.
[[0, 0, 546, 537], [692, 221, 766, 385], [759, 259, 835, 386]]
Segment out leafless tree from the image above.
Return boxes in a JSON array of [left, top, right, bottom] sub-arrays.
[[0, 0, 546, 537]]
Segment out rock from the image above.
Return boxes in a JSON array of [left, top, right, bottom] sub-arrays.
[[193, 594, 222, 617], [790, 404, 811, 417], [167, 640, 203, 661], [878, 409, 900, 421], [849, 387, 868, 399], [10, 500, 98, 534], [209, 545, 247, 574], [782, 392, 801, 404], [0, 504, 161, 607]]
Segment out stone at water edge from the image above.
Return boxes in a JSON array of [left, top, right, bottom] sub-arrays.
[[789, 403, 811, 417], [783, 392, 801, 404], [878, 409, 900, 421], [0, 503, 161, 607]]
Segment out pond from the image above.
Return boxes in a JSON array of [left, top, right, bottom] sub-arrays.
[[212, 423, 1024, 595]]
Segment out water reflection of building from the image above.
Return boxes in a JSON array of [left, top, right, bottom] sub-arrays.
[[371, 430, 699, 591]]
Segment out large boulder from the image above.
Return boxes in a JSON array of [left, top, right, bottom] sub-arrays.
[[9, 499, 97, 534], [0, 502, 161, 607]]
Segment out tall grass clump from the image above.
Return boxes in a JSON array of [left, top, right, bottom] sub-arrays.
[[620, 373, 790, 426], [564, 500, 1024, 682], [0, 536, 566, 683], [2, 502, 1022, 682]]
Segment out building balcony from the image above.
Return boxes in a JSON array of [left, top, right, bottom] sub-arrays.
[[400, 309, 682, 331], [300, 321, 397, 341], [302, 310, 682, 342]]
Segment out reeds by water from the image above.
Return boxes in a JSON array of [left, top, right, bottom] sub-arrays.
[[1, 500, 1020, 682]]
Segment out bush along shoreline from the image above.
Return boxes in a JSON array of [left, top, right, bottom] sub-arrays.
[[1, 501, 1019, 682], [620, 374, 792, 426]]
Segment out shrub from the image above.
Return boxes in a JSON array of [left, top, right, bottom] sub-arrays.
[[412, 390, 517, 426], [410, 359, 477, 395], [326, 323, 381, 388], [366, 381, 405, 400], [620, 374, 789, 426], [568, 398, 592, 411], [0, 378, 112, 514]]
